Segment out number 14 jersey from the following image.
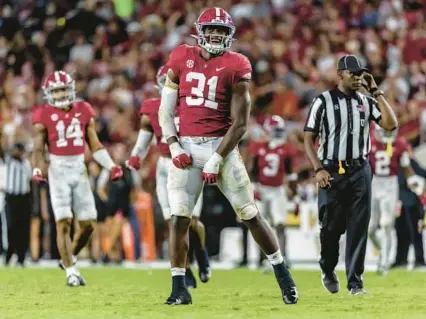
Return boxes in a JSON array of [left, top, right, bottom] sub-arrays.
[[167, 44, 252, 137], [32, 101, 95, 156]]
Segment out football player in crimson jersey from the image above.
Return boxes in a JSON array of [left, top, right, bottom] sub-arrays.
[[250, 115, 298, 268], [126, 66, 211, 288], [159, 7, 298, 305], [368, 125, 425, 275], [32, 70, 123, 287]]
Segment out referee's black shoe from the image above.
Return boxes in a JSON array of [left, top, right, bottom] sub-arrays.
[[165, 288, 192, 305], [321, 270, 340, 293], [282, 286, 299, 304]]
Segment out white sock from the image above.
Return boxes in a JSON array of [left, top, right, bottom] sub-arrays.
[[266, 250, 284, 266], [65, 266, 77, 277], [72, 255, 77, 264], [171, 267, 186, 277]]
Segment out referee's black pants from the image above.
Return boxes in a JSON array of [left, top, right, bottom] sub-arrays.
[[318, 161, 372, 290], [5, 193, 31, 264]]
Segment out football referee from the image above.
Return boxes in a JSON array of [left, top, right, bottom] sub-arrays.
[[4, 143, 32, 266], [304, 55, 398, 295]]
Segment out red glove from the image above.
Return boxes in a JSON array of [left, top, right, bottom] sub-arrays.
[[126, 156, 141, 170], [254, 190, 261, 201], [32, 168, 46, 183], [172, 153, 192, 169], [170, 143, 192, 169], [110, 166, 123, 181], [202, 152, 223, 184]]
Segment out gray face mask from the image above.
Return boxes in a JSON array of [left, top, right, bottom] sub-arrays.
[[97, 8, 113, 20]]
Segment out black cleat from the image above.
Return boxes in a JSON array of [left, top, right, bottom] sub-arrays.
[[199, 266, 211, 283], [282, 286, 299, 304], [77, 274, 86, 286], [321, 270, 339, 293], [165, 288, 192, 305], [185, 268, 197, 288], [349, 287, 367, 295]]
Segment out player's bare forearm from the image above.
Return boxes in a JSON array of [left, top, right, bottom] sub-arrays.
[[166, 136, 179, 145], [32, 123, 47, 170], [86, 118, 104, 152], [304, 131, 322, 171], [215, 81, 250, 158], [377, 95, 398, 131]]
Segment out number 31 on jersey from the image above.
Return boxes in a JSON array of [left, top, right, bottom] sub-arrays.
[[186, 72, 218, 110]]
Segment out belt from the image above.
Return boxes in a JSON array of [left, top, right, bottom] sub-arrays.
[[321, 158, 366, 175]]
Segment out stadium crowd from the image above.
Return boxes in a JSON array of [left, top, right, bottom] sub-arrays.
[[0, 0, 425, 265]]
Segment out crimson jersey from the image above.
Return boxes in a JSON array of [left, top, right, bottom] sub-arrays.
[[167, 45, 252, 137], [250, 142, 298, 187], [32, 101, 94, 156], [369, 136, 410, 177], [139, 98, 171, 157]]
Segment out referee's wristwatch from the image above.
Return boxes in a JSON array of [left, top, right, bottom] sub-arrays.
[[315, 167, 325, 175], [370, 87, 384, 98]]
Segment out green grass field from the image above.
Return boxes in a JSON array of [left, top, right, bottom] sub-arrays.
[[1, 268, 425, 319]]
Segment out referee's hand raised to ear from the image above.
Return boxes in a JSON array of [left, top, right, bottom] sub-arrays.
[[315, 168, 333, 189]]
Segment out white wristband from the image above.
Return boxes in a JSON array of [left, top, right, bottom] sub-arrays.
[[131, 129, 153, 158], [210, 152, 223, 165], [169, 142, 183, 158], [93, 148, 115, 170], [159, 86, 178, 140]]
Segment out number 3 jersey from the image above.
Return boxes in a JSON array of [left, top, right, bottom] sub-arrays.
[[32, 101, 95, 156], [249, 141, 298, 187], [167, 44, 252, 137], [369, 136, 411, 177]]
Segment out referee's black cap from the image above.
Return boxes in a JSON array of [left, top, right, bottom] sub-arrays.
[[337, 55, 369, 72]]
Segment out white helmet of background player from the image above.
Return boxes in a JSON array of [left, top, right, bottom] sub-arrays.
[[42, 70, 76, 108], [155, 65, 168, 93], [263, 115, 286, 147], [375, 124, 398, 143], [193, 7, 236, 55]]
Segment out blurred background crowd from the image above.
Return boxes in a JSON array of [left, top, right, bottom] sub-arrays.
[[0, 0, 426, 267]]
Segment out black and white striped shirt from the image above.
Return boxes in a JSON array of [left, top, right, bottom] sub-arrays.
[[3, 156, 32, 195], [304, 87, 382, 161]]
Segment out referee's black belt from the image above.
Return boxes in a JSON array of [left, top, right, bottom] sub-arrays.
[[321, 158, 366, 169]]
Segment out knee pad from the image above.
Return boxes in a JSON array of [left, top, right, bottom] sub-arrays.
[[236, 201, 258, 221]]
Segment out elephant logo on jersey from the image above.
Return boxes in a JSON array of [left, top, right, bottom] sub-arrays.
[[51, 113, 58, 121], [186, 60, 194, 68]]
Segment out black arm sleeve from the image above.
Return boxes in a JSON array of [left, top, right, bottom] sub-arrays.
[[284, 157, 292, 174], [251, 156, 259, 182]]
